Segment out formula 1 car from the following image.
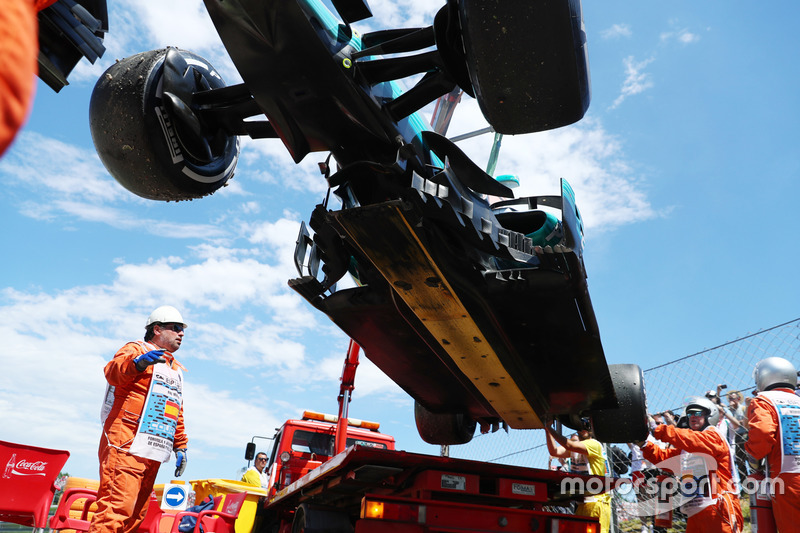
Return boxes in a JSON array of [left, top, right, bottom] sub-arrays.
[[89, 0, 648, 444]]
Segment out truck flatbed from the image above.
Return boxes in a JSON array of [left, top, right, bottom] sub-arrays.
[[271, 444, 613, 510]]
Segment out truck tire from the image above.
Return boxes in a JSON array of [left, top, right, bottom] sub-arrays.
[[292, 504, 352, 533], [590, 364, 648, 443], [291, 507, 306, 533], [414, 401, 476, 445], [90, 48, 239, 201]]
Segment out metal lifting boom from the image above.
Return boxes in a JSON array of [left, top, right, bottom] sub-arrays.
[[335, 339, 361, 454]]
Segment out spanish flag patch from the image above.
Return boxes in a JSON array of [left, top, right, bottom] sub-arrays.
[[164, 400, 180, 421]]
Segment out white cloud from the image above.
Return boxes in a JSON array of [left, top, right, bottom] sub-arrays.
[[183, 383, 284, 450], [240, 137, 331, 196], [0, 133, 230, 235], [0, 232, 335, 479], [439, 97, 656, 231], [1, 132, 122, 202], [123, 0, 223, 52], [240, 201, 261, 215], [661, 29, 700, 45], [601, 24, 632, 40], [611, 56, 655, 109], [359, 0, 440, 30], [69, 1, 242, 91], [314, 353, 404, 398]]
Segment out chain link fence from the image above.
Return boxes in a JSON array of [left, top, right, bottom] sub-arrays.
[[450, 317, 800, 532]]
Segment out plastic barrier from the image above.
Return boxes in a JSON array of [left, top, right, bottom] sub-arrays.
[[57, 478, 164, 533], [189, 479, 267, 533], [61, 477, 101, 531]]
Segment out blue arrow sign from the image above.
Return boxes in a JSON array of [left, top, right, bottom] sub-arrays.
[[165, 485, 187, 507]]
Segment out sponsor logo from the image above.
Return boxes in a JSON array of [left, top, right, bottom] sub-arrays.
[[558, 453, 785, 516], [154, 106, 184, 164], [3, 454, 48, 478], [511, 482, 537, 496], [440, 474, 466, 491]]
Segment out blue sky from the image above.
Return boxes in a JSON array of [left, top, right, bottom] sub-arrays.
[[1, 0, 798, 486]]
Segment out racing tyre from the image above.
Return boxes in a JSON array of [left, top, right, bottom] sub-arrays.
[[414, 401, 476, 445], [590, 364, 648, 443], [90, 48, 239, 201], [458, 0, 590, 134]]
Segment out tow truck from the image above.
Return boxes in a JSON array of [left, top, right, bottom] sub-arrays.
[[243, 340, 613, 533]]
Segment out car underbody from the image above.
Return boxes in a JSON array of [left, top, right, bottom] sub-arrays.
[[88, 0, 648, 444]]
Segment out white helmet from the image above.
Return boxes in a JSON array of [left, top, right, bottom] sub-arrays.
[[753, 357, 797, 392], [146, 306, 187, 328], [684, 396, 720, 427]]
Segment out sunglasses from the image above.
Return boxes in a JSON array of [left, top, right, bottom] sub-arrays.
[[159, 323, 185, 333]]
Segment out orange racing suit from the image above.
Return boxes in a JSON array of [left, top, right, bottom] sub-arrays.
[[641, 424, 742, 533], [88, 342, 188, 533], [1, 0, 57, 156], [746, 388, 800, 532]]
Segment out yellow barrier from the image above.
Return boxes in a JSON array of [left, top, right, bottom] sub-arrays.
[[57, 477, 264, 533], [189, 479, 267, 533], [59, 477, 101, 533]]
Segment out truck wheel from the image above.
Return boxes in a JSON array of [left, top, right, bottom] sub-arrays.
[[590, 364, 648, 443], [291, 507, 306, 533], [90, 48, 239, 201], [457, 0, 590, 134], [292, 504, 352, 533], [414, 401, 476, 445]]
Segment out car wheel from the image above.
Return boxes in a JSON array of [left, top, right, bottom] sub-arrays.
[[591, 364, 649, 443], [457, 0, 591, 134], [414, 401, 476, 445], [90, 48, 239, 201]]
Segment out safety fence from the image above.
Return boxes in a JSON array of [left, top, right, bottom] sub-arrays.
[[449, 317, 800, 532]]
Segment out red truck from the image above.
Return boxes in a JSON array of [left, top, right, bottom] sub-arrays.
[[249, 410, 609, 533], [244, 342, 612, 533]]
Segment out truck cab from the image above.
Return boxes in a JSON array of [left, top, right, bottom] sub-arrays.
[[264, 411, 395, 498]]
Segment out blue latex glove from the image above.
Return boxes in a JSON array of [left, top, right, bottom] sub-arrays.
[[174, 449, 187, 477], [133, 350, 166, 371]]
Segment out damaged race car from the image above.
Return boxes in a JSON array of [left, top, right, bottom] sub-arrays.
[[89, 0, 648, 444]]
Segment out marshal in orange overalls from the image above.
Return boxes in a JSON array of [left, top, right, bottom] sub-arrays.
[[746, 388, 800, 532], [641, 424, 742, 533], [88, 342, 188, 533]]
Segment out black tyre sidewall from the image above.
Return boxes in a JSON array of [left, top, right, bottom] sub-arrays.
[[291, 506, 305, 533], [90, 48, 239, 201], [414, 401, 476, 445], [591, 364, 649, 443]]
